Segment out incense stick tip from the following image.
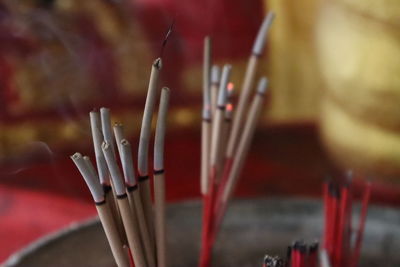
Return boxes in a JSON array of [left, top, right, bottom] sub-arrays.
[[101, 141, 110, 150], [252, 11, 275, 56], [257, 77, 269, 94], [71, 152, 82, 160], [99, 107, 109, 113], [120, 139, 129, 146], [154, 57, 163, 69], [211, 65, 220, 84]]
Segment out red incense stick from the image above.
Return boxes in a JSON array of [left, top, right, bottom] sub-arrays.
[[351, 182, 371, 267]]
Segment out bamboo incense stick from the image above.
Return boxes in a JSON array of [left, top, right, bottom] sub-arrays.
[[114, 122, 125, 158], [201, 37, 212, 196], [154, 87, 170, 267], [210, 65, 220, 117], [351, 182, 371, 267], [138, 58, 162, 245], [217, 83, 234, 172], [120, 139, 156, 267], [209, 64, 232, 178], [200, 64, 231, 267], [102, 141, 148, 267], [203, 37, 212, 103], [219, 102, 233, 169], [71, 153, 129, 267], [201, 109, 211, 195], [220, 77, 269, 213], [225, 12, 275, 161], [91, 110, 126, 244], [121, 139, 152, 253]]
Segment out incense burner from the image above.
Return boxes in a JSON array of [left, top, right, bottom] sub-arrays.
[[4, 198, 400, 267]]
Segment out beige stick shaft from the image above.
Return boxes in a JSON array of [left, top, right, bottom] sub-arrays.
[[96, 202, 130, 267], [223, 93, 265, 203], [105, 189, 127, 245], [132, 187, 154, 255], [127, 188, 156, 267], [137, 59, 161, 248], [225, 55, 258, 159], [117, 196, 148, 267], [218, 117, 232, 170], [154, 171, 166, 267], [210, 83, 219, 117], [201, 120, 211, 195], [139, 179, 155, 244], [210, 108, 225, 177]]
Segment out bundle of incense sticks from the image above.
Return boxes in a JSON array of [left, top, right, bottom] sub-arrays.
[[200, 11, 275, 267], [71, 58, 170, 267], [261, 179, 371, 267]]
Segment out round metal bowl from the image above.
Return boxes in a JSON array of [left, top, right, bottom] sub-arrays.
[[4, 198, 400, 267]]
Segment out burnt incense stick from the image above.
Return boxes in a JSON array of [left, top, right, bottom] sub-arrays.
[[200, 64, 231, 267], [210, 65, 220, 116], [113, 122, 125, 158], [90, 110, 125, 244], [120, 139, 151, 249], [201, 37, 212, 196], [218, 102, 233, 174], [208, 78, 268, 242], [120, 139, 156, 267], [225, 11, 275, 162], [71, 153, 129, 267], [84, 155, 98, 178], [154, 87, 170, 267], [201, 110, 211, 196], [222, 77, 268, 204], [102, 141, 148, 267], [138, 58, 162, 245], [203, 37, 212, 100], [209, 64, 231, 178]]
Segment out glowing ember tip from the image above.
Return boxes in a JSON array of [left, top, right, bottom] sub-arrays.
[[226, 103, 233, 112], [227, 82, 234, 91]]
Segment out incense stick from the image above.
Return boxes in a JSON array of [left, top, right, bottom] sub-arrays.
[[209, 64, 231, 178], [201, 37, 212, 196], [102, 141, 148, 267], [222, 77, 268, 203], [153, 87, 170, 267], [90, 110, 126, 244], [351, 182, 371, 267], [200, 64, 231, 267], [120, 139, 156, 267], [138, 58, 162, 245], [225, 12, 275, 161], [90, 111, 109, 186], [71, 153, 129, 267], [210, 65, 220, 117]]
